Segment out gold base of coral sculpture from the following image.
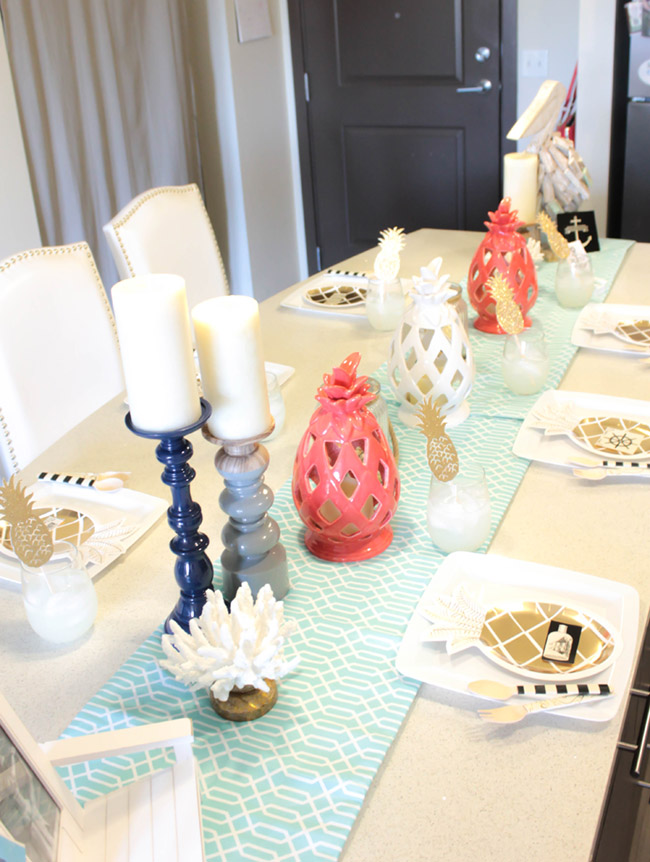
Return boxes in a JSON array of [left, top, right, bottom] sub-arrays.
[[209, 680, 278, 721]]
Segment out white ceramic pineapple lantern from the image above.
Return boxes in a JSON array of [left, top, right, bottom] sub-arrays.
[[388, 257, 475, 427]]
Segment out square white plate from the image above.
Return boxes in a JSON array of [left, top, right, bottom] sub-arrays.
[[513, 389, 650, 468], [280, 274, 369, 318], [396, 552, 639, 722], [0, 482, 167, 588], [280, 275, 412, 319], [572, 303, 650, 355]]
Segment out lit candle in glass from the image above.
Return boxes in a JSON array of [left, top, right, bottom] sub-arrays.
[[555, 257, 595, 308], [501, 326, 550, 395], [366, 278, 406, 330], [111, 274, 201, 432], [20, 541, 97, 643], [192, 296, 272, 440], [427, 462, 491, 553], [265, 371, 286, 441]]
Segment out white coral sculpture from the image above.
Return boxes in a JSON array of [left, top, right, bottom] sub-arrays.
[[160, 583, 299, 702], [526, 237, 544, 266], [374, 226, 406, 282]]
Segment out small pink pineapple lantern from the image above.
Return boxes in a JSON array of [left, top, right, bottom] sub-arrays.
[[292, 353, 400, 562], [467, 198, 538, 334]]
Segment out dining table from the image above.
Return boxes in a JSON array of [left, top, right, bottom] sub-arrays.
[[1, 227, 648, 862]]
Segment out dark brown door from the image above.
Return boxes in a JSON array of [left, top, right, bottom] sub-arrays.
[[290, 0, 515, 269]]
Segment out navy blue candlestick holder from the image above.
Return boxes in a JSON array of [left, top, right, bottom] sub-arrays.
[[125, 399, 213, 634]]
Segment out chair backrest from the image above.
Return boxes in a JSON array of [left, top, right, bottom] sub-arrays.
[[0, 243, 124, 479], [103, 184, 230, 308], [0, 688, 86, 858]]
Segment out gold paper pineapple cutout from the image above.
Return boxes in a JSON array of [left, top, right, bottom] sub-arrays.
[[0, 476, 53, 566], [537, 211, 570, 259], [416, 397, 459, 482], [374, 227, 406, 282], [486, 272, 524, 335]]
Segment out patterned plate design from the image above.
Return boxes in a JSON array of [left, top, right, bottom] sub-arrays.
[[571, 416, 650, 459], [304, 283, 368, 307], [0, 506, 95, 559], [480, 601, 616, 677], [614, 319, 650, 346], [420, 586, 620, 681]]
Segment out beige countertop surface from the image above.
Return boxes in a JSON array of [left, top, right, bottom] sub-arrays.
[[1, 228, 648, 861]]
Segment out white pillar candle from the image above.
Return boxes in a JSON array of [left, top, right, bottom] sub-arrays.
[[192, 295, 272, 441], [111, 274, 201, 432], [503, 152, 539, 224]]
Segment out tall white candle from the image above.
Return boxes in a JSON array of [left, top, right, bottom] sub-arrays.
[[111, 274, 201, 432], [192, 295, 272, 440], [503, 152, 539, 224]]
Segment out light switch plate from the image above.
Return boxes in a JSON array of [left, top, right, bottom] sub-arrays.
[[521, 49, 548, 77]]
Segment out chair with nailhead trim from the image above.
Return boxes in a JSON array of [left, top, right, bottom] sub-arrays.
[[0, 242, 124, 480], [103, 184, 230, 308]]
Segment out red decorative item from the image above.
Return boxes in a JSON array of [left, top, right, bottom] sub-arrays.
[[292, 353, 400, 562], [467, 198, 538, 334]]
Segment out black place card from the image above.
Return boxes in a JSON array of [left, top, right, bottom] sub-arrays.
[[557, 210, 600, 252]]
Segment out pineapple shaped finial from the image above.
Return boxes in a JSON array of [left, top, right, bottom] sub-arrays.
[[486, 272, 525, 335], [411, 257, 455, 305], [315, 352, 373, 415], [374, 227, 406, 282], [0, 476, 54, 566], [484, 198, 524, 235], [415, 397, 459, 482], [537, 210, 570, 259]]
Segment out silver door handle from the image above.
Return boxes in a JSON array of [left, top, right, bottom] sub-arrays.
[[456, 79, 492, 94]]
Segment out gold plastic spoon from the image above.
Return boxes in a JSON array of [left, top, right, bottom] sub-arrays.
[[572, 466, 650, 481], [477, 692, 603, 724]]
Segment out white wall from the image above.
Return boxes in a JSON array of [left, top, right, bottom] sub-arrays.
[[516, 0, 616, 231], [187, 0, 305, 302], [576, 0, 617, 230], [0, 24, 41, 259], [516, 0, 579, 129]]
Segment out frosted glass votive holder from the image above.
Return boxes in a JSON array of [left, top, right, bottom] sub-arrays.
[[427, 462, 491, 553], [501, 326, 550, 396], [265, 371, 286, 441], [20, 541, 97, 643]]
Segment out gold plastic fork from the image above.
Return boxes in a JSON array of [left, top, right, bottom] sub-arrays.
[[477, 692, 594, 723]]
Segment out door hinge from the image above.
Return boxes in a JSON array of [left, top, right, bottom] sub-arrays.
[[304, 72, 310, 103], [316, 245, 322, 270]]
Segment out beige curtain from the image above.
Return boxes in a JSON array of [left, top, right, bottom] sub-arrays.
[[0, 0, 201, 288]]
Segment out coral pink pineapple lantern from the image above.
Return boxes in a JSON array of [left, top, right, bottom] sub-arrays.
[[292, 353, 400, 562], [467, 198, 538, 334]]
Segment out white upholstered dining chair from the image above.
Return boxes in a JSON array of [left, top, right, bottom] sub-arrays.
[[103, 184, 230, 307], [0, 242, 124, 479]]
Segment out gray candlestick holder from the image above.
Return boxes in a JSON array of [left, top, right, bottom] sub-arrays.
[[202, 424, 290, 602]]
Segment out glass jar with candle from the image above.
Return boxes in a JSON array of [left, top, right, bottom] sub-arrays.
[[265, 371, 286, 441], [20, 541, 97, 643], [555, 256, 595, 308], [366, 377, 398, 462], [447, 283, 469, 333], [501, 325, 550, 396], [365, 278, 406, 330], [427, 462, 491, 553]]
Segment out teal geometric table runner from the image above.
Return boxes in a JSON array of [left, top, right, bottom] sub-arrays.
[[58, 239, 633, 862]]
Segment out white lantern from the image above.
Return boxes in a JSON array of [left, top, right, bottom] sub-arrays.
[[388, 258, 475, 427]]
